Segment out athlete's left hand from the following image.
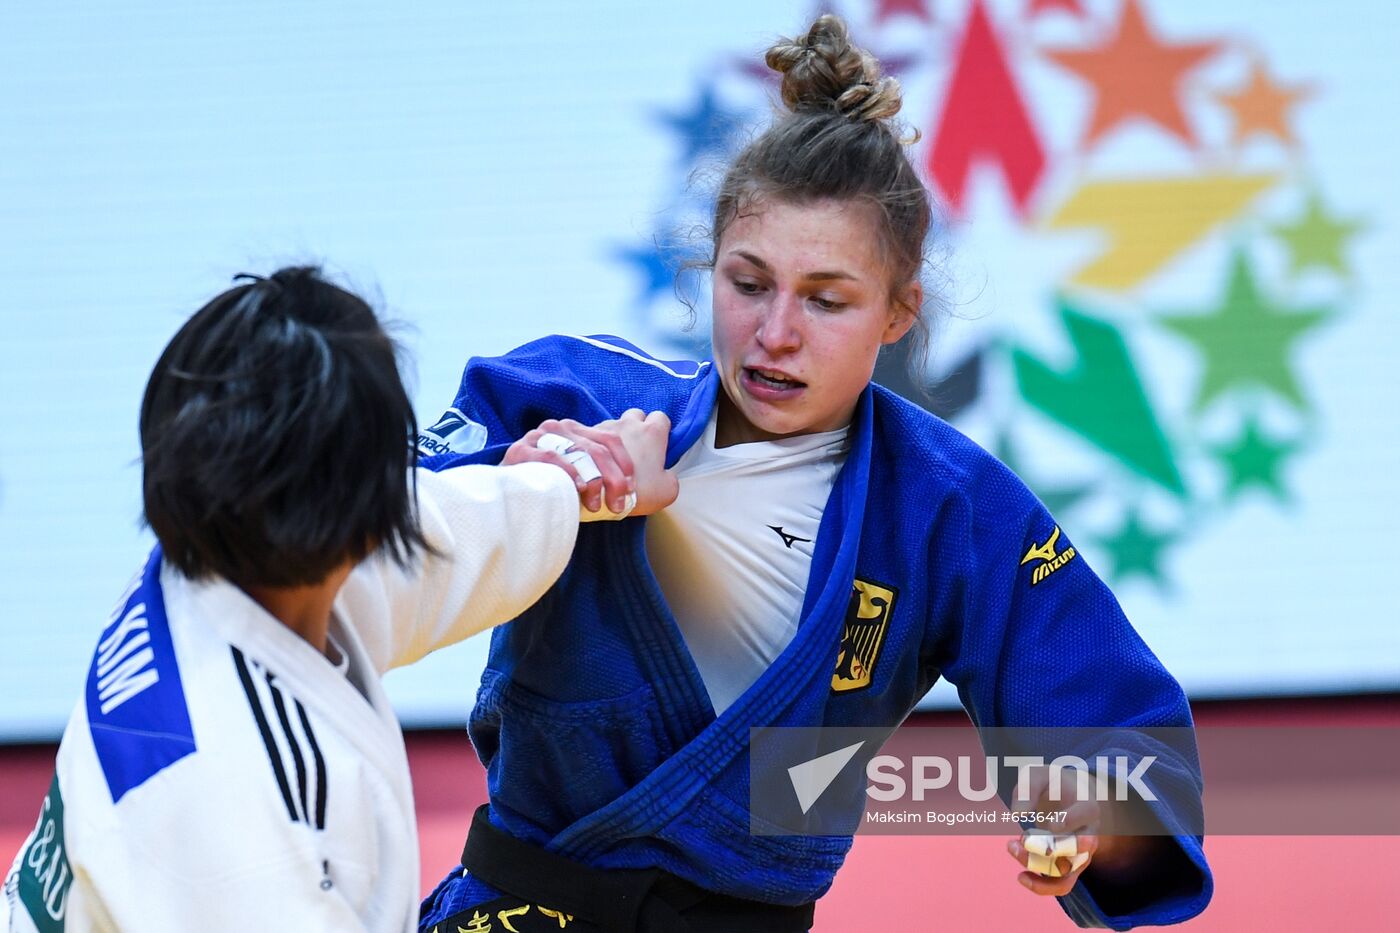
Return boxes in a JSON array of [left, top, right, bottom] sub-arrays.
[[598, 409, 678, 517], [1005, 766, 1097, 896], [504, 416, 639, 514], [1006, 804, 1098, 896]]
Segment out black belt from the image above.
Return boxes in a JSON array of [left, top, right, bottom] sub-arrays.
[[460, 805, 816, 933]]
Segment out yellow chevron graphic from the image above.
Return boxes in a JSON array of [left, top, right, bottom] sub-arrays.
[[1020, 526, 1062, 565], [1042, 174, 1277, 291]]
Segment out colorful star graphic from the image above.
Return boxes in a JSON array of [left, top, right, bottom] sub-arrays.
[[1159, 250, 1333, 412], [613, 235, 681, 308], [1027, 0, 1086, 17], [1044, 0, 1221, 149], [1096, 508, 1178, 586], [1042, 173, 1275, 291], [1270, 189, 1364, 280], [1015, 299, 1186, 496], [1214, 57, 1313, 148], [1211, 418, 1300, 502], [875, 0, 933, 23], [655, 86, 745, 167], [928, 0, 1048, 217]]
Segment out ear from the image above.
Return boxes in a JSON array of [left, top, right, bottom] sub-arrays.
[[881, 281, 922, 346]]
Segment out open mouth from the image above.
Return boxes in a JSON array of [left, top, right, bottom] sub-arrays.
[[745, 367, 806, 390]]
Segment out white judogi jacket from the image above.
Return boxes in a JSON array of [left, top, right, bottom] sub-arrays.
[[3, 463, 580, 932]]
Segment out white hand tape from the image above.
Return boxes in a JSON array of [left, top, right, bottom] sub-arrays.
[[1026, 853, 1062, 878], [536, 432, 602, 484], [1024, 831, 1084, 878], [535, 432, 574, 454], [1023, 830, 1053, 857], [564, 449, 602, 484]]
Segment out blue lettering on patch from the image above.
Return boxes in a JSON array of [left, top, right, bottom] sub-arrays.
[[85, 547, 195, 803]]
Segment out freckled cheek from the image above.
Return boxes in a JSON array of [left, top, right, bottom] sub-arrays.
[[810, 338, 879, 398], [710, 298, 757, 361]]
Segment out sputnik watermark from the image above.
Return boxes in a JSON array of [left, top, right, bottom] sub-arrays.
[[866, 809, 1066, 825], [785, 742, 1154, 819], [865, 754, 1157, 803], [751, 724, 1400, 836], [749, 726, 1200, 837]]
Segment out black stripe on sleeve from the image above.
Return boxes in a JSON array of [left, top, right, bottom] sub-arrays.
[[295, 699, 328, 830], [231, 647, 300, 824], [266, 673, 310, 826]]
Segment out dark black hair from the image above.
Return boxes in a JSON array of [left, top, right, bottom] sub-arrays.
[[139, 266, 427, 588]]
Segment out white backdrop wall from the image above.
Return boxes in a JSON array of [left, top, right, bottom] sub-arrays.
[[1, 0, 1396, 740]]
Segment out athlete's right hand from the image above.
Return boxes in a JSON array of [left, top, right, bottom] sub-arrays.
[[602, 409, 678, 517], [502, 409, 677, 517]]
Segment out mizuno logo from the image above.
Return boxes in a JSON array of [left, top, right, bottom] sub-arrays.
[[1020, 526, 1078, 586], [769, 525, 812, 549]]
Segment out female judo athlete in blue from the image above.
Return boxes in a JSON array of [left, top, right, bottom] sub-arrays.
[[417, 15, 1211, 933]]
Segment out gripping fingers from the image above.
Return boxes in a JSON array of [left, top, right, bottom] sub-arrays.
[[1009, 832, 1093, 893], [556, 420, 635, 513], [1022, 830, 1079, 878], [534, 433, 635, 516], [1024, 830, 1079, 860], [536, 432, 602, 484]]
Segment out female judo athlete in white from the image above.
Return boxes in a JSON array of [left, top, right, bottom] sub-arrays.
[[1, 267, 677, 933]]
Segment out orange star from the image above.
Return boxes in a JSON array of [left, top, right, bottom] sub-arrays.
[[1215, 58, 1312, 148], [1045, 0, 1221, 149]]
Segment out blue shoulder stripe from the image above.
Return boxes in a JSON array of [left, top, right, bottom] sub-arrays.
[[85, 547, 195, 803]]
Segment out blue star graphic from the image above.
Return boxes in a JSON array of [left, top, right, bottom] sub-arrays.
[[613, 236, 682, 308], [655, 85, 746, 167]]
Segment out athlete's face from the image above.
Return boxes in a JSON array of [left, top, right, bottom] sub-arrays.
[[710, 198, 918, 446]]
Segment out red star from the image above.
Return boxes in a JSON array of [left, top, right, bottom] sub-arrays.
[[927, 0, 1047, 217], [875, 0, 933, 22], [1027, 0, 1085, 16], [1045, 0, 1221, 149]]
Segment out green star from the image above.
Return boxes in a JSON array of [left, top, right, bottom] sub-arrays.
[[1271, 189, 1364, 279], [1212, 418, 1299, 502], [1096, 508, 1177, 586], [1159, 250, 1332, 412]]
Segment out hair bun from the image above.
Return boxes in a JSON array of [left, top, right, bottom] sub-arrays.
[[765, 14, 902, 123]]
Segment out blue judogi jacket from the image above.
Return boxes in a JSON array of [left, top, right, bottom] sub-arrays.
[[419, 334, 1211, 930]]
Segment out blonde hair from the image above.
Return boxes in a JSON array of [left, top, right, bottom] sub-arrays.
[[710, 15, 935, 357]]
